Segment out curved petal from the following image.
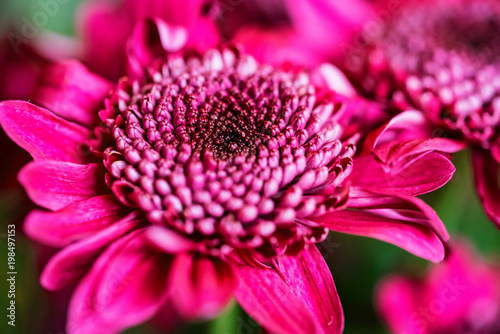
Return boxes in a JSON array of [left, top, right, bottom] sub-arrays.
[[67, 229, 172, 334], [233, 264, 318, 334], [145, 226, 198, 253], [471, 149, 500, 229], [350, 152, 455, 196], [18, 161, 107, 211], [277, 244, 344, 334], [24, 195, 129, 247], [169, 254, 235, 320], [126, 18, 187, 78], [40, 212, 140, 291], [34, 61, 113, 127], [310, 210, 445, 262], [347, 188, 449, 241], [0, 101, 91, 163]]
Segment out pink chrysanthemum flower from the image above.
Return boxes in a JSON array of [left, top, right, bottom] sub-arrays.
[[346, 0, 500, 229], [0, 20, 454, 334], [376, 241, 500, 334]]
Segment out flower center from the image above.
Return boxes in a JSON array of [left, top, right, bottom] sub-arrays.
[[99, 49, 355, 258], [372, 0, 500, 148]]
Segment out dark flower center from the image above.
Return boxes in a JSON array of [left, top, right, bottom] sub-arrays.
[[99, 49, 355, 258]]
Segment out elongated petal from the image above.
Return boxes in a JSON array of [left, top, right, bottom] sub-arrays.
[[68, 229, 172, 334], [34, 61, 113, 127], [347, 187, 449, 241], [233, 264, 318, 334], [40, 212, 140, 291], [0, 101, 91, 163], [311, 210, 445, 262], [145, 226, 198, 253], [278, 245, 344, 334], [24, 195, 129, 247], [169, 254, 235, 320], [471, 149, 500, 229], [350, 152, 455, 196], [18, 161, 107, 211]]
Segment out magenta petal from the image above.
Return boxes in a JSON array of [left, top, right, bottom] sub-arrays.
[[277, 244, 344, 334], [145, 226, 198, 253], [34, 61, 113, 127], [68, 229, 172, 334], [127, 18, 187, 78], [350, 152, 455, 196], [24, 195, 129, 247], [347, 188, 449, 241], [18, 161, 106, 211], [169, 254, 235, 320], [375, 276, 421, 334], [0, 101, 91, 163], [471, 149, 500, 229], [233, 264, 318, 334], [40, 212, 140, 291], [311, 210, 445, 262]]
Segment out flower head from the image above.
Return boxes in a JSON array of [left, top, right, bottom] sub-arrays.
[[0, 19, 455, 334], [376, 241, 500, 334], [347, 0, 500, 229]]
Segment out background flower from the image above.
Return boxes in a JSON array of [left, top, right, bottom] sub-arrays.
[[376, 240, 500, 334]]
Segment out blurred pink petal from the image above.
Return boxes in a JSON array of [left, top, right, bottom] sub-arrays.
[[169, 254, 235, 319], [40, 212, 140, 290], [24, 195, 128, 247], [34, 61, 113, 127], [376, 241, 500, 333], [472, 149, 500, 228], [68, 229, 172, 334]]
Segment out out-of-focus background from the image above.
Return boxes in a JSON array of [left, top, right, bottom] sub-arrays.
[[0, 1, 499, 333]]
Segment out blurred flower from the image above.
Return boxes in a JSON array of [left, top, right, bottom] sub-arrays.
[[343, 0, 500, 229], [78, 0, 220, 80], [0, 18, 455, 334], [222, 0, 371, 67], [376, 241, 500, 334]]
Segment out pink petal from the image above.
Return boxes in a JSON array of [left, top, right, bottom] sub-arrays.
[[145, 226, 198, 253], [78, 0, 132, 79], [18, 161, 107, 211], [34, 61, 113, 127], [0, 101, 91, 163], [233, 263, 318, 334], [169, 254, 235, 320], [40, 212, 141, 291], [126, 18, 187, 78], [375, 276, 421, 334], [68, 229, 172, 334], [232, 25, 327, 67], [350, 152, 455, 196], [310, 210, 445, 262], [312, 63, 356, 98], [471, 149, 500, 229], [277, 244, 344, 334], [374, 138, 465, 172], [24, 195, 129, 247], [347, 187, 449, 241]]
